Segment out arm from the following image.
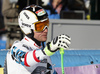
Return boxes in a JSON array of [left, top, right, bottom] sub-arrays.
[[25, 34, 71, 67], [10, 34, 71, 67], [10, 40, 47, 67], [10, 44, 46, 67]]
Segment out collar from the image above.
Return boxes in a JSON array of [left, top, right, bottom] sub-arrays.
[[22, 36, 42, 49]]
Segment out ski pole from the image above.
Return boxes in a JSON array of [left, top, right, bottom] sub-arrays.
[[60, 48, 64, 74]]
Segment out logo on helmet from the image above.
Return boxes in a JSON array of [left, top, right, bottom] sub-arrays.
[[35, 9, 46, 16], [22, 23, 31, 28], [24, 12, 30, 19]]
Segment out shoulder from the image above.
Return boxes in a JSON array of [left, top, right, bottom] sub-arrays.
[[12, 40, 23, 48], [10, 40, 30, 52]]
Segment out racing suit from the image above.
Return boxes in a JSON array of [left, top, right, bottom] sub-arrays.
[[4, 36, 57, 74]]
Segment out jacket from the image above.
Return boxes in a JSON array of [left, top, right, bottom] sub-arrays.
[[5, 36, 57, 74]]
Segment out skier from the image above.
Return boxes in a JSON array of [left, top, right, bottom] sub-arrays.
[[4, 4, 71, 74]]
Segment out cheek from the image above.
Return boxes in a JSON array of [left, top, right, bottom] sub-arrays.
[[36, 34, 47, 41], [34, 31, 47, 41], [34, 32, 42, 41], [34, 33, 40, 39], [38, 34, 47, 41]]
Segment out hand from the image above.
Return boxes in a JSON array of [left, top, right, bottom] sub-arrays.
[[44, 34, 71, 56], [50, 34, 71, 51]]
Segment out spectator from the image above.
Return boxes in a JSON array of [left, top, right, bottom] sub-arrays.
[[44, 0, 69, 19], [2, 0, 36, 27], [51, 0, 69, 14], [2, 0, 19, 29]]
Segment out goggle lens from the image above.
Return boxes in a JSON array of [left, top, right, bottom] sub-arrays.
[[34, 19, 49, 32]]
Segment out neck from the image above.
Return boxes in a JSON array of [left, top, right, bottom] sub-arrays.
[[26, 34, 41, 46], [32, 37, 41, 46]]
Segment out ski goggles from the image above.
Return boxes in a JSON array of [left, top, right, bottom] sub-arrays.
[[34, 19, 49, 32]]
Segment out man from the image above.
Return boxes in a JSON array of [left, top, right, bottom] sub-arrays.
[[4, 4, 71, 74]]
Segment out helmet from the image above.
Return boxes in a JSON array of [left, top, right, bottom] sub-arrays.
[[18, 4, 49, 35]]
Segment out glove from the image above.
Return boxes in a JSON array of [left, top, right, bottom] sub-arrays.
[[44, 34, 71, 56]]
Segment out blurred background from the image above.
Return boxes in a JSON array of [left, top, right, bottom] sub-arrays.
[[1, 0, 100, 49], [0, 0, 100, 49], [0, 0, 100, 74]]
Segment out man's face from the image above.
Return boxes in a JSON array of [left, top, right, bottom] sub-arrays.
[[34, 28, 48, 42]]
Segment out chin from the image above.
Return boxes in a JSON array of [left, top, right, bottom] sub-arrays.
[[42, 38, 47, 42]]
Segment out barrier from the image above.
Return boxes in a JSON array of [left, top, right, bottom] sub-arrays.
[[50, 50, 100, 74], [1, 49, 100, 74], [50, 50, 100, 67], [0, 50, 8, 67], [55, 64, 100, 74], [0, 40, 6, 50]]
